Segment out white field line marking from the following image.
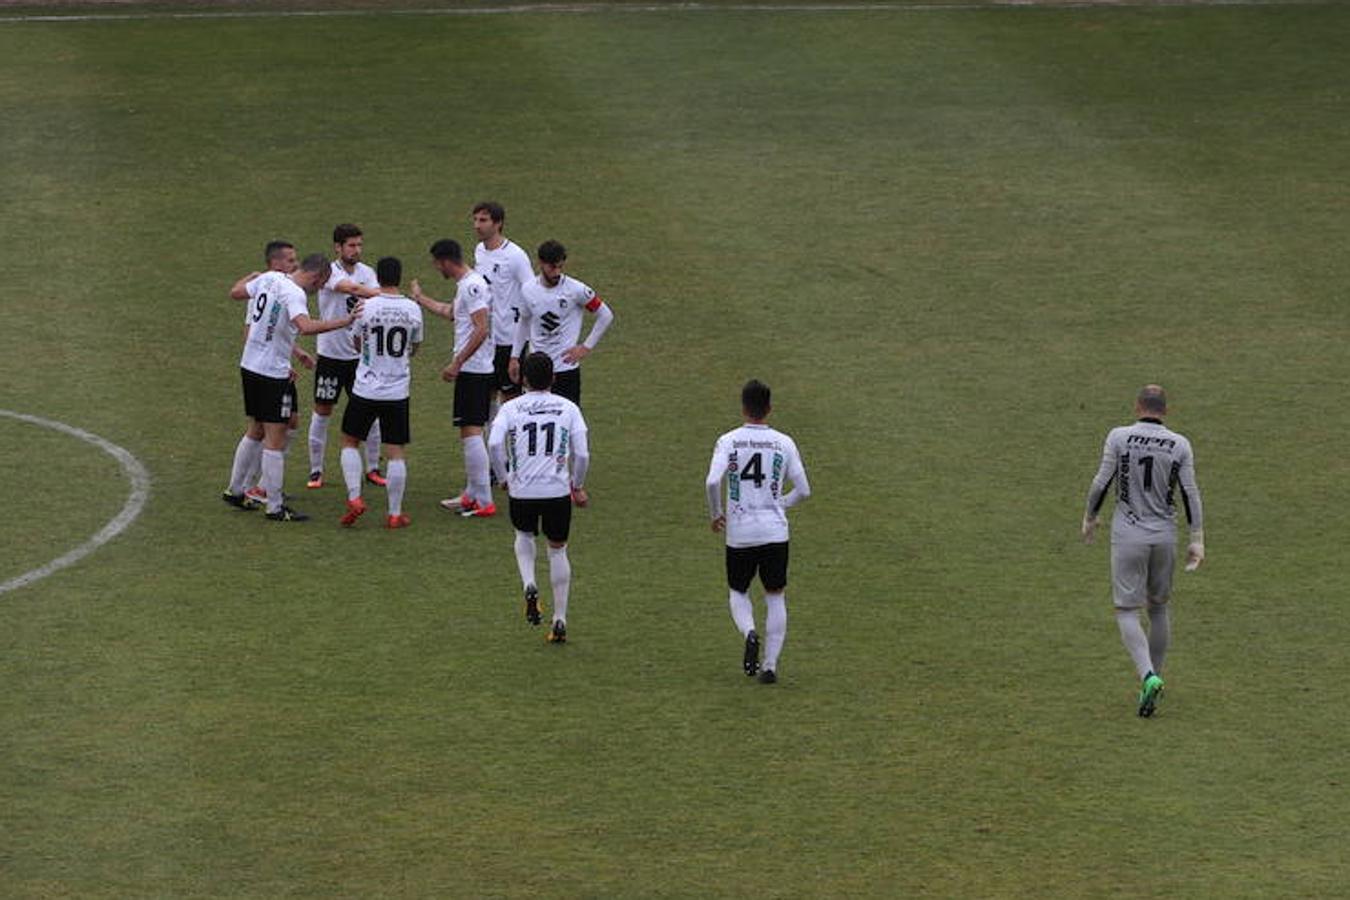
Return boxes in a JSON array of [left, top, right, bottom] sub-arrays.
[[0, 410, 151, 596], [0, 1, 1322, 24]]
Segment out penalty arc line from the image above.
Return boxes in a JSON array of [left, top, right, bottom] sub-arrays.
[[0, 410, 151, 597]]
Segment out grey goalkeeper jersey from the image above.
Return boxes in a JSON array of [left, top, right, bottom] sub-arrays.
[[1085, 418, 1203, 543]]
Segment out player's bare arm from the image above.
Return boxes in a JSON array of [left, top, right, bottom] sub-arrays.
[[409, 279, 454, 320], [291, 345, 316, 370], [292, 301, 361, 337], [508, 315, 530, 383], [229, 272, 262, 300], [333, 278, 379, 299], [443, 308, 489, 381]]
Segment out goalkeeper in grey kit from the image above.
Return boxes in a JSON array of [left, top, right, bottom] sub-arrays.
[[1082, 384, 1205, 717]]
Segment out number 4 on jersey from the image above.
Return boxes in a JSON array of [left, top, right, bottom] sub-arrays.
[[740, 453, 765, 487]]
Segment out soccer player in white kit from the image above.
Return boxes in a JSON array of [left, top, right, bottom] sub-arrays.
[[335, 257, 423, 529], [488, 352, 591, 643], [1082, 384, 1205, 717], [228, 240, 315, 506], [470, 202, 535, 412], [222, 254, 361, 522], [308, 224, 385, 491], [705, 380, 811, 684], [508, 240, 614, 408], [410, 238, 498, 517]]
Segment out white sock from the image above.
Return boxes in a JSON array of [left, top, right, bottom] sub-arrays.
[[260, 448, 285, 513], [229, 435, 263, 495], [1147, 602, 1171, 675], [463, 434, 491, 505], [514, 531, 537, 589], [340, 446, 363, 501], [386, 458, 406, 516], [308, 412, 330, 474], [728, 590, 756, 637], [366, 420, 382, 471], [548, 544, 571, 624], [763, 592, 787, 672], [1115, 608, 1154, 679]]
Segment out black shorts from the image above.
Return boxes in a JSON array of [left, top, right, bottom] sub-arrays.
[[493, 344, 525, 396], [726, 542, 790, 593], [552, 367, 581, 406], [241, 367, 294, 424], [510, 495, 573, 544], [314, 356, 358, 405], [342, 393, 411, 445], [284, 381, 298, 422], [453, 371, 494, 427]]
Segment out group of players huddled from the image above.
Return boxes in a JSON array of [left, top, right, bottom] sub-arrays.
[[221, 202, 613, 643], [221, 201, 815, 679]]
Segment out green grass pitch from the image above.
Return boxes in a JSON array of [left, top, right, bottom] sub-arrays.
[[2, 2, 1348, 896]]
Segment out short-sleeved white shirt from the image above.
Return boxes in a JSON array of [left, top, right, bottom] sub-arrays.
[[453, 271, 496, 374], [317, 260, 377, 361], [706, 424, 808, 548], [518, 274, 602, 373], [474, 239, 534, 348], [490, 391, 588, 499], [239, 272, 310, 379], [353, 293, 423, 402]]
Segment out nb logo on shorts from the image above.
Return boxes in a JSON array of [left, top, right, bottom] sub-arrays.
[[316, 376, 340, 401]]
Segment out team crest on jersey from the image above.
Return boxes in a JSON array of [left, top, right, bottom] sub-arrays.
[[559, 297, 569, 309]]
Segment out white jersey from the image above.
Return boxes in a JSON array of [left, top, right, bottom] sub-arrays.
[[705, 424, 810, 548], [1085, 418, 1204, 544], [453, 271, 495, 374], [239, 272, 310, 379], [517, 274, 603, 373], [489, 391, 590, 499], [474, 239, 534, 348], [316, 260, 377, 360], [353, 293, 423, 402]]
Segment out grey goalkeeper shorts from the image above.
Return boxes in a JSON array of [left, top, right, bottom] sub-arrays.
[[1110, 542, 1175, 609]]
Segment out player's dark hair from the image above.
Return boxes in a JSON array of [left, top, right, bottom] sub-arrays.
[[537, 240, 567, 266], [333, 223, 362, 244], [376, 256, 401, 287], [473, 201, 505, 225], [430, 238, 462, 264], [299, 253, 329, 274], [742, 379, 771, 419], [522, 351, 555, 391], [264, 240, 294, 263], [1137, 384, 1168, 415]]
